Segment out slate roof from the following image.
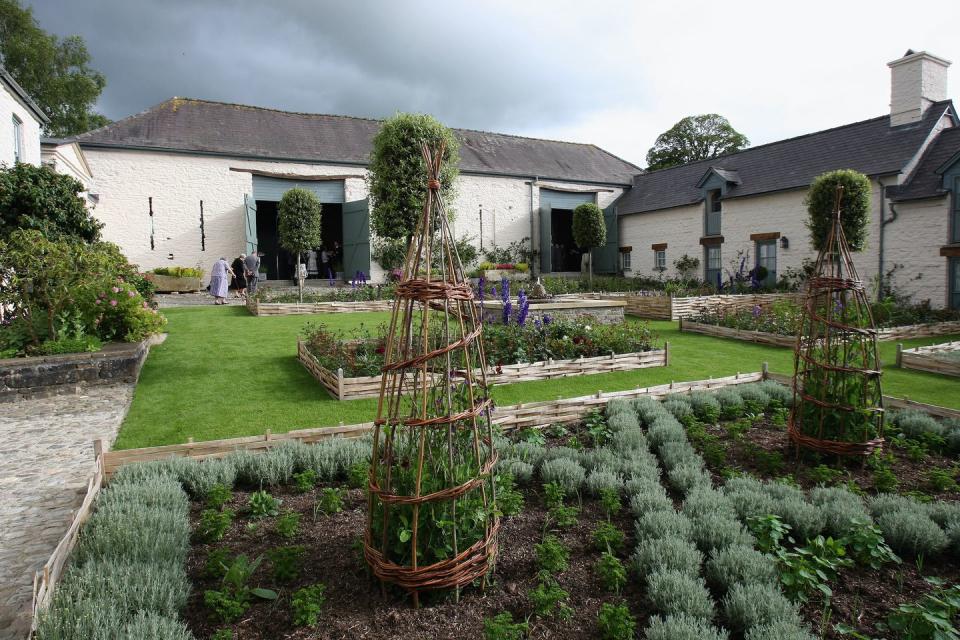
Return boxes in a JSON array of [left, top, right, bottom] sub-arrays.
[[890, 126, 960, 201], [72, 98, 640, 185], [618, 101, 955, 215], [0, 65, 48, 124]]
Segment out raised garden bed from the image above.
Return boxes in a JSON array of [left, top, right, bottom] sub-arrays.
[[898, 340, 960, 377], [247, 286, 395, 316], [146, 273, 203, 293], [681, 317, 960, 345], [298, 339, 668, 400], [555, 292, 804, 321], [479, 299, 626, 325], [246, 297, 393, 316], [36, 380, 960, 640]]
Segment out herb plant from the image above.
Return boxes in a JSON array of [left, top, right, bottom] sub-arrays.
[[291, 583, 327, 627], [248, 490, 280, 518], [483, 612, 529, 640]]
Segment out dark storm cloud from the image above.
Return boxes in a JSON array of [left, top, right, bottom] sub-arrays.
[[25, 0, 643, 133]]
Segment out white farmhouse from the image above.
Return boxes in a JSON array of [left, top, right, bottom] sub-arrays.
[[0, 66, 47, 167]]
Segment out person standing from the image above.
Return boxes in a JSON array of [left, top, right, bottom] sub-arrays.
[[231, 254, 247, 298], [306, 248, 318, 279], [209, 257, 232, 305], [320, 247, 333, 284], [244, 251, 261, 295]]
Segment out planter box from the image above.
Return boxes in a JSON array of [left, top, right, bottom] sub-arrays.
[[0, 334, 165, 402], [246, 296, 393, 316], [145, 273, 202, 293], [298, 339, 668, 401], [680, 318, 960, 346], [482, 269, 530, 282], [479, 299, 626, 325], [898, 341, 960, 377], [594, 292, 804, 321]]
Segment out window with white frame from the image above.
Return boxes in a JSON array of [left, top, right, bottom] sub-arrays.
[[705, 244, 722, 286], [654, 249, 666, 271], [12, 115, 23, 164], [621, 250, 632, 271]]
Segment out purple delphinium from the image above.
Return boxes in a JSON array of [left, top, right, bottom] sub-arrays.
[[543, 314, 552, 325], [516, 289, 529, 326], [500, 277, 511, 325], [477, 276, 486, 301], [752, 304, 762, 319]]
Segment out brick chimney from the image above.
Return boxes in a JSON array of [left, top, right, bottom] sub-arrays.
[[888, 49, 951, 126]]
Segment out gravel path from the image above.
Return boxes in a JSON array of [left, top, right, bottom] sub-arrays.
[[0, 385, 134, 639]]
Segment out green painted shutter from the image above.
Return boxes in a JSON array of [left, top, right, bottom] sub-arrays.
[[539, 203, 552, 274], [591, 204, 619, 274], [243, 194, 257, 254], [342, 199, 371, 280]]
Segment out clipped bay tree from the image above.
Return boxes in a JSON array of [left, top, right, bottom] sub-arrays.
[[805, 169, 871, 252], [572, 202, 606, 286], [278, 188, 322, 300]]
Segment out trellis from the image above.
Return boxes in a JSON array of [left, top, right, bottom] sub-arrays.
[[363, 143, 499, 606], [789, 186, 884, 456]]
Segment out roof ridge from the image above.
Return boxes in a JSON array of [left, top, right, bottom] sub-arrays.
[[637, 102, 952, 178]]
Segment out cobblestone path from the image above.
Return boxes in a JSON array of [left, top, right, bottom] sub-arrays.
[[0, 385, 134, 639]]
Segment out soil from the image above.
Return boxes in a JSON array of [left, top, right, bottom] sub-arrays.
[[184, 483, 644, 640]]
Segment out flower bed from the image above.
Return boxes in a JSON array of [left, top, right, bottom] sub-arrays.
[[246, 285, 395, 316], [147, 267, 203, 293], [298, 317, 662, 400], [898, 341, 960, 377]]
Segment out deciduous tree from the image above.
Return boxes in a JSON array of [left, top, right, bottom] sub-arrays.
[[645, 114, 749, 171], [278, 188, 322, 300], [805, 169, 871, 252]]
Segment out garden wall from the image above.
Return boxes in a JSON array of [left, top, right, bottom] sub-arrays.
[[0, 335, 164, 402], [591, 292, 803, 320], [680, 318, 960, 346], [246, 297, 393, 316], [897, 341, 960, 377], [297, 339, 668, 400], [478, 299, 626, 325]]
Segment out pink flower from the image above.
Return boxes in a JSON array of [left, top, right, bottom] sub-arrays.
[[112, 286, 120, 293], [127, 290, 135, 297], [95, 299, 101, 305], [142, 302, 149, 309], [110, 300, 117, 306]]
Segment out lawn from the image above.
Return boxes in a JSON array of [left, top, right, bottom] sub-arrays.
[[114, 306, 960, 449]]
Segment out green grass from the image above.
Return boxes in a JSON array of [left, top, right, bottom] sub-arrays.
[[114, 307, 960, 449]]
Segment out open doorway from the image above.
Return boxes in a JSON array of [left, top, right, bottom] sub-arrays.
[[255, 201, 344, 281], [550, 208, 582, 272]]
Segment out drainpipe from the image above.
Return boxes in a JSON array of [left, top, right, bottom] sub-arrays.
[[530, 177, 538, 278], [878, 177, 898, 301]]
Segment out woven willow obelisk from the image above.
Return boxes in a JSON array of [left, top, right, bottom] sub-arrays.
[[789, 186, 884, 457], [364, 142, 499, 606]]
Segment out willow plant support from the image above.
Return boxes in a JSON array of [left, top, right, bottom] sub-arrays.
[[789, 186, 884, 457], [364, 142, 499, 607]]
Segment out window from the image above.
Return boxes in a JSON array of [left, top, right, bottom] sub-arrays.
[[705, 245, 722, 286], [951, 257, 960, 310], [654, 249, 666, 271], [705, 189, 722, 236], [12, 115, 22, 164], [621, 250, 632, 271], [952, 177, 960, 243], [755, 239, 777, 287]]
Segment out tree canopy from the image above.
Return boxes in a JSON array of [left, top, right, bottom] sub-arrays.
[[0, 162, 101, 242], [805, 169, 872, 253], [368, 113, 459, 241], [645, 114, 749, 171], [277, 188, 323, 256], [572, 203, 606, 250], [0, 0, 109, 136]]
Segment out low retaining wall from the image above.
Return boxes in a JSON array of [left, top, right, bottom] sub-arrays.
[[897, 341, 960, 377], [0, 335, 163, 402], [297, 340, 668, 400], [247, 297, 393, 316], [145, 273, 202, 293], [479, 299, 626, 325], [591, 292, 803, 321], [680, 318, 960, 346]]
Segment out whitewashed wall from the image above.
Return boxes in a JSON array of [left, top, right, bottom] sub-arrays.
[[885, 196, 951, 306], [0, 84, 42, 166], [41, 142, 93, 191]]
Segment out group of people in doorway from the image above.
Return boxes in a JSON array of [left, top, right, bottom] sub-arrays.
[[304, 242, 340, 280], [208, 252, 261, 305]]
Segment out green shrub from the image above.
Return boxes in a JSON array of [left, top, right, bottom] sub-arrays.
[[645, 614, 730, 640], [659, 441, 700, 471], [682, 488, 735, 519], [738, 385, 770, 414], [875, 510, 948, 557], [885, 579, 960, 640], [536, 535, 569, 573], [572, 202, 607, 260], [540, 458, 585, 494], [36, 599, 126, 639], [633, 537, 703, 577], [744, 621, 816, 640], [663, 398, 694, 423], [689, 392, 722, 423], [597, 602, 636, 640], [248, 490, 281, 518], [205, 483, 233, 510], [715, 388, 745, 420], [593, 521, 626, 553], [725, 487, 776, 522], [629, 484, 673, 516], [646, 570, 715, 620], [50, 561, 189, 622], [705, 544, 778, 593], [585, 469, 624, 496], [600, 487, 622, 518], [498, 458, 534, 484], [809, 486, 870, 537], [843, 517, 900, 569], [483, 612, 529, 639], [805, 169, 871, 252], [689, 512, 753, 553], [316, 487, 344, 515], [868, 494, 927, 519], [722, 582, 801, 633], [596, 552, 628, 593], [757, 380, 794, 408], [268, 545, 305, 582], [35, 335, 103, 355], [544, 445, 582, 463], [97, 475, 189, 515], [118, 611, 195, 639], [76, 506, 190, 566], [607, 409, 640, 432], [668, 463, 712, 495], [275, 511, 301, 540], [635, 509, 693, 542], [197, 508, 235, 542], [772, 497, 826, 542], [204, 554, 277, 623], [529, 578, 573, 620], [291, 583, 327, 627], [610, 425, 648, 452], [647, 419, 687, 450], [293, 469, 318, 493], [204, 548, 231, 579], [893, 409, 945, 440]]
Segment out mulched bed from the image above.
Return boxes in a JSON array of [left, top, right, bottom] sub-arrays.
[[184, 483, 642, 639]]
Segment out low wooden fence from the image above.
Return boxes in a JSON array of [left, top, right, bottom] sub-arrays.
[[595, 292, 803, 321], [897, 341, 960, 377], [297, 340, 668, 401], [680, 318, 960, 346], [246, 297, 393, 316]]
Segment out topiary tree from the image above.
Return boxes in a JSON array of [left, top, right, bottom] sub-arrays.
[[572, 203, 606, 286], [0, 163, 101, 242], [805, 169, 871, 252], [368, 113, 459, 244], [277, 188, 322, 300]]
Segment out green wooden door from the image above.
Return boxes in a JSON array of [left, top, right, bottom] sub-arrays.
[[539, 203, 552, 274], [243, 194, 258, 255], [342, 199, 371, 280], [591, 203, 619, 274]]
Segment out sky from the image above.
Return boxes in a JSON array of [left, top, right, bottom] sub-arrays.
[[26, 0, 959, 168]]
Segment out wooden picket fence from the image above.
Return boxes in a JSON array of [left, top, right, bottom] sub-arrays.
[[897, 341, 960, 378], [246, 297, 393, 316], [297, 340, 668, 400], [681, 318, 960, 346]]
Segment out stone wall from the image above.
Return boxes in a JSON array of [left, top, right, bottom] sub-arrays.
[[0, 337, 161, 402]]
